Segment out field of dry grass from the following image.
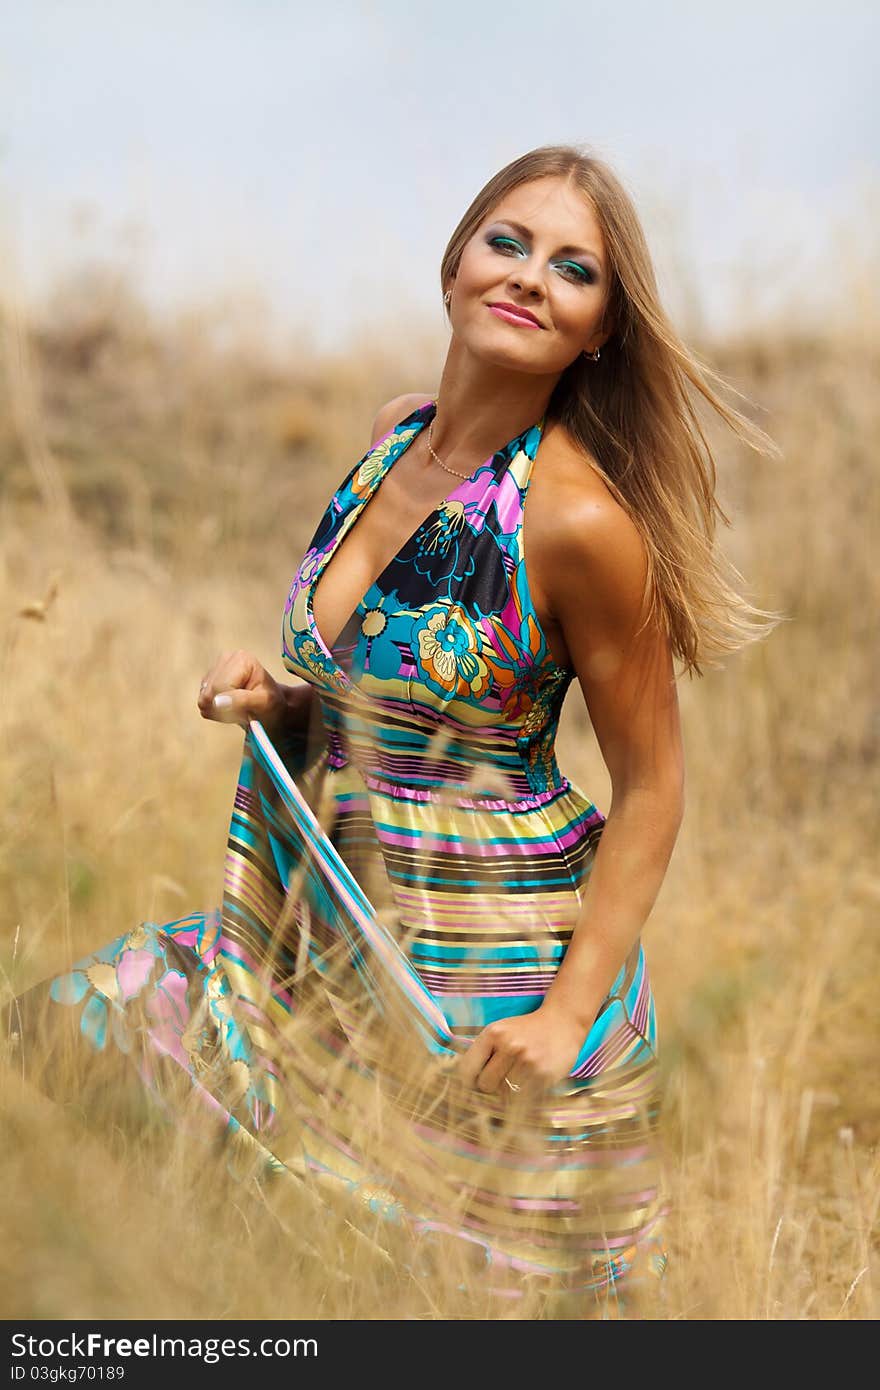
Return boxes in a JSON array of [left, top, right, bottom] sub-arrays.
[[0, 262, 877, 1319]]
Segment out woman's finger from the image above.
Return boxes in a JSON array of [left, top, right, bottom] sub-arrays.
[[474, 1048, 514, 1095], [197, 651, 263, 721], [210, 688, 265, 728], [210, 691, 241, 722], [454, 1030, 496, 1088]]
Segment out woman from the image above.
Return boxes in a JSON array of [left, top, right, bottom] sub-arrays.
[[5, 144, 781, 1317]]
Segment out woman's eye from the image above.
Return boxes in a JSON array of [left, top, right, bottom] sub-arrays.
[[559, 262, 594, 285], [488, 236, 522, 256], [487, 237, 594, 285]]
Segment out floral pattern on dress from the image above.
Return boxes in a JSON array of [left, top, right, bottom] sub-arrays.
[[351, 436, 400, 498], [47, 913, 268, 1127], [279, 399, 577, 774], [343, 585, 402, 684], [292, 633, 349, 692], [413, 603, 492, 700]]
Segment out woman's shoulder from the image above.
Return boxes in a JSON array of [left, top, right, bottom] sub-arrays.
[[529, 421, 647, 615], [532, 420, 629, 545], [370, 392, 435, 447]]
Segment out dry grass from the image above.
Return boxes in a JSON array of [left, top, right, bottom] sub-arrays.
[[0, 258, 877, 1319]]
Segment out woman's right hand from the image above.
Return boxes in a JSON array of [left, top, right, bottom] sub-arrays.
[[197, 649, 287, 734]]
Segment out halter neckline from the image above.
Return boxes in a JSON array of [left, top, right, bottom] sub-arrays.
[[303, 398, 550, 687]]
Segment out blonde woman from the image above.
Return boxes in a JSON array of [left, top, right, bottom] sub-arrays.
[[7, 144, 781, 1318]]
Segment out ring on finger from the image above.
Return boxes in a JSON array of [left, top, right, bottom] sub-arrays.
[[504, 1077, 521, 1093]]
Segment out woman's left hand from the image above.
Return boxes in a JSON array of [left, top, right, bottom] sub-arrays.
[[453, 1001, 588, 1097]]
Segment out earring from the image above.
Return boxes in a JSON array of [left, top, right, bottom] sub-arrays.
[[582, 346, 601, 361]]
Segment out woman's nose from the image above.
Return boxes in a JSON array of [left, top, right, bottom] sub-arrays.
[[507, 261, 544, 297]]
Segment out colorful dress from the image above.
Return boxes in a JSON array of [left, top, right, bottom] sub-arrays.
[[5, 398, 669, 1315]]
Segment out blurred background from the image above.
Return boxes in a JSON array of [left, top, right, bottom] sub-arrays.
[[0, 0, 877, 1319]]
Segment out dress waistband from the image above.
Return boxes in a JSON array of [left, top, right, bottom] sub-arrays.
[[325, 746, 574, 812]]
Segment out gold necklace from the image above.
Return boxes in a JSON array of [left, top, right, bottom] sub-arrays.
[[426, 413, 473, 480]]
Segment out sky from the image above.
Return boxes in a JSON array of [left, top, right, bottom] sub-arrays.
[[1, 0, 877, 354]]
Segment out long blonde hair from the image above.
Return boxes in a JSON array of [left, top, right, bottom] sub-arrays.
[[439, 144, 786, 679]]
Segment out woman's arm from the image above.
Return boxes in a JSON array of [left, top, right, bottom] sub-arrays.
[[538, 493, 684, 1035], [456, 481, 685, 1095]]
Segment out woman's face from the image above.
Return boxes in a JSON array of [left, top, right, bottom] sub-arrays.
[[448, 175, 612, 375]]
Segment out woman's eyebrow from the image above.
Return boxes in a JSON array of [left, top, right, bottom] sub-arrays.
[[491, 218, 604, 272]]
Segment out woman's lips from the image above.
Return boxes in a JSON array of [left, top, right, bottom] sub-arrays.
[[487, 304, 542, 329]]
